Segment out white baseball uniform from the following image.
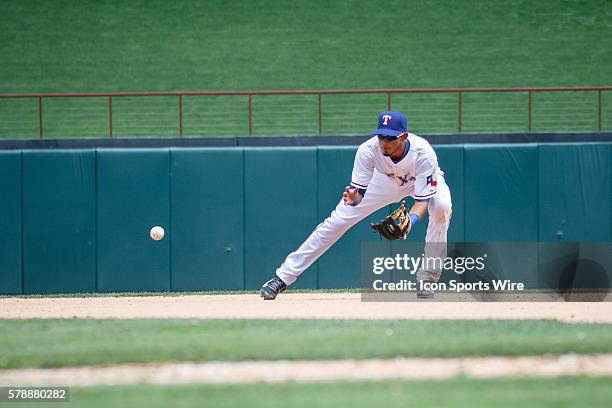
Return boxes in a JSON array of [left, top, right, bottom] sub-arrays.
[[276, 133, 452, 285]]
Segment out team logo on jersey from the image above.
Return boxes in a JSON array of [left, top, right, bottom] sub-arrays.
[[427, 175, 437, 186], [397, 174, 414, 186]]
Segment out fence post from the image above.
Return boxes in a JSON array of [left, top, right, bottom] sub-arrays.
[[38, 96, 43, 139], [318, 94, 322, 135], [598, 90, 602, 131], [528, 91, 532, 132], [248, 95, 253, 136], [108, 96, 113, 138], [387, 93, 392, 110], [458, 92, 462, 132], [179, 95, 183, 137]]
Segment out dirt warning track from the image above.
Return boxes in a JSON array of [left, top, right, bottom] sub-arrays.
[[1, 293, 611, 323], [2, 355, 612, 386]]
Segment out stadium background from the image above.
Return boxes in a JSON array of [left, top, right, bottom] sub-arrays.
[[1, 0, 612, 407]]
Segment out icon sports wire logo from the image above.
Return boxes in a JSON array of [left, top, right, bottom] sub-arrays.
[[372, 254, 487, 275]]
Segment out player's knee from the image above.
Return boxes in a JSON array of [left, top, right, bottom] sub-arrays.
[[429, 200, 452, 223], [328, 210, 362, 229]]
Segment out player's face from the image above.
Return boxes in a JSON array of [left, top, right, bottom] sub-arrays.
[[378, 135, 403, 157]]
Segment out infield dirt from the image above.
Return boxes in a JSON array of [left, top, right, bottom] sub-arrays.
[[1, 293, 611, 322]]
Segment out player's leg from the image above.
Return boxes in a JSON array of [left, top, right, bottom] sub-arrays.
[[274, 171, 400, 287], [416, 175, 452, 286]]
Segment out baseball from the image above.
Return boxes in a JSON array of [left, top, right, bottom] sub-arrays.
[[150, 226, 165, 241]]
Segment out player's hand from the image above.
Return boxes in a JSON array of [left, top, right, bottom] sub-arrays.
[[343, 186, 361, 206]]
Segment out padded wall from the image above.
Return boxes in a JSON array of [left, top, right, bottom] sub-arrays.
[[244, 148, 318, 289], [538, 143, 612, 242], [0, 151, 22, 294], [22, 150, 96, 294], [171, 148, 244, 290], [0, 142, 610, 294], [97, 149, 171, 292]]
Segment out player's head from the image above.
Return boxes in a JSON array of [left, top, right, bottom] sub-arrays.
[[372, 111, 408, 137], [373, 111, 408, 156]]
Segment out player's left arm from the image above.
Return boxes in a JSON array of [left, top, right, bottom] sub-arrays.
[[407, 200, 429, 226], [413, 153, 438, 201], [409, 153, 439, 225]]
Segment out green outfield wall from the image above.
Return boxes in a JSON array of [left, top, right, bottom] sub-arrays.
[[0, 143, 610, 295]]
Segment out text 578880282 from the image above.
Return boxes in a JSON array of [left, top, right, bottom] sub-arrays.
[[1, 387, 69, 402]]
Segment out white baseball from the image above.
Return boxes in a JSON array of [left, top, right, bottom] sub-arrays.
[[150, 226, 165, 241]]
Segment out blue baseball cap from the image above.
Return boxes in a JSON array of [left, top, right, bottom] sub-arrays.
[[372, 111, 408, 137]]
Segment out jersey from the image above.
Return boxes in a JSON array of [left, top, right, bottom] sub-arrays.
[[350, 134, 442, 200]]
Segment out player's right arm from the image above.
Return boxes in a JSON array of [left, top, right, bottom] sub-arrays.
[[344, 143, 375, 206], [343, 186, 363, 206]]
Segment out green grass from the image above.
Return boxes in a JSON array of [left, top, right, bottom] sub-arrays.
[[0, 288, 360, 299], [0, 0, 611, 137], [15, 377, 612, 408], [1, 319, 612, 369]]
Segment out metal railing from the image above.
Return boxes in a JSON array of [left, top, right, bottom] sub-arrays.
[[0, 86, 610, 138]]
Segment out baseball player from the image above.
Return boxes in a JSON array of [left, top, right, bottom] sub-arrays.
[[260, 111, 452, 299]]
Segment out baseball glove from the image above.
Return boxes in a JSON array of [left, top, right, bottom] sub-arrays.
[[370, 201, 412, 240]]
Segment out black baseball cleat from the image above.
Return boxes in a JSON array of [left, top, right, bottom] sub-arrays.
[[260, 277, 287, 300], [417, 280, 435, 299]]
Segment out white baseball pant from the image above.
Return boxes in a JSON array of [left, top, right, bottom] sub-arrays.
[[276, 169, 453, 285]]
